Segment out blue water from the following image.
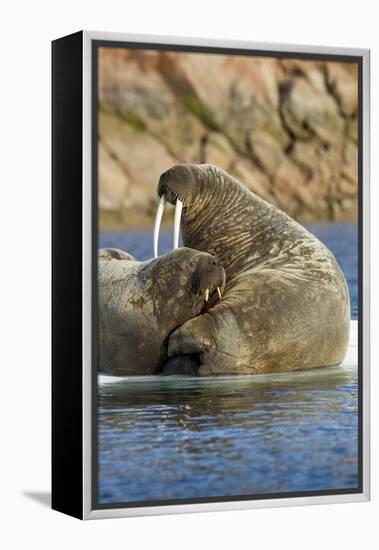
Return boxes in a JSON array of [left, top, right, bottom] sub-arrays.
[[97, 223, 358, 505]]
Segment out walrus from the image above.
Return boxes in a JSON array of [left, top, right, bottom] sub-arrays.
[[98, 246, 225, 375], [98, 247, 135, 262], [153, 164, 350, 376]]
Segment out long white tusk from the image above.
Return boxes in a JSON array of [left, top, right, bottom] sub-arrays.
[[205, 289, 209, 302], [217, 287, 222, 299], [154, 195, 166, 258], [173, 199, 183, 250]]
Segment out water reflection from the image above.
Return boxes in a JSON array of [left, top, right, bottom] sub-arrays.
[[98, 366, 358, 504]]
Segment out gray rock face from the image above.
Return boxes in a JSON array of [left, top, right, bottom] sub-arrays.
[[98, 49, 358, 227]]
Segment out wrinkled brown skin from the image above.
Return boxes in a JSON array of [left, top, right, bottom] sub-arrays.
[[98, 247, 225, 375], [158, 164, 350, 376], [98, 248, 135, 262]]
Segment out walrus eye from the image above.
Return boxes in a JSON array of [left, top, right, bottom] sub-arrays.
[[188, 259, 196, 271]]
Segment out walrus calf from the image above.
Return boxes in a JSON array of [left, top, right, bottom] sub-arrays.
[[98, 247, 225, 375], [154, 164, 350, 376]]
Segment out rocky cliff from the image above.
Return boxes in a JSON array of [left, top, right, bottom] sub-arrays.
[[98, 48, 358, 228]]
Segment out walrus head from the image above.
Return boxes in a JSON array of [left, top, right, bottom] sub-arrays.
[[187, 251, 226, 303], [152, 247, 226, 306], [158, 165, 197, 205], [154, 164, 206, 258]]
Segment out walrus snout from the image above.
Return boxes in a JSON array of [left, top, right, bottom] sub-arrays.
[[154, 165, 197, 258], [157, 165, 195, 204], [190, 254, 226, 302]]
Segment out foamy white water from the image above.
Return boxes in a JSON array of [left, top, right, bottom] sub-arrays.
[[98, 320, 358, 385]]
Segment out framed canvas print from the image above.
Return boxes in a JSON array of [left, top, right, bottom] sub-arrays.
[[52, 31, 370, 519]]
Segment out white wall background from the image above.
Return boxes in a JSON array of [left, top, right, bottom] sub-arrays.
[[1, 1, 377, 548]]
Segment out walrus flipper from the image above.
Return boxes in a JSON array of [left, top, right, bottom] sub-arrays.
[[167, 315, 214, 358]]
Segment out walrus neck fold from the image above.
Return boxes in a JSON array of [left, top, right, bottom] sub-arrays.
[[180, 171, 258, 279]]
